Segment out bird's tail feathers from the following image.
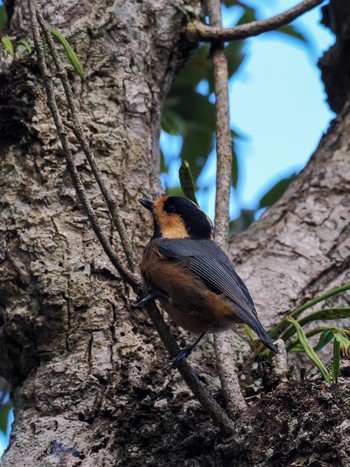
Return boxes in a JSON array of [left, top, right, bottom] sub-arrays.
[[235, 306, 279, 354]]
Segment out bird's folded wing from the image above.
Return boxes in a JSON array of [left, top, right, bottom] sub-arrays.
[[157, 238, 278, 353], [157, 238, 258, 322]]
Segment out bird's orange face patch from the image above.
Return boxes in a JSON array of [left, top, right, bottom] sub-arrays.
[[153, 197, 189, 239], [153, 196, 169, 208]]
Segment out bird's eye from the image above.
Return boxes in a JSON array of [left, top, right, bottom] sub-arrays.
[[165, 204, 176, 214]]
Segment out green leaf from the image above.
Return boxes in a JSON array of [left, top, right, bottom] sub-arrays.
[[165, 186, 183, 197], [259, 173, 296, 209], [281, 307, 350, 342], [0, 5, 8, 32], [223, 0, 238, 7], [286, 326, 348, 353], [162, 108, 186, 136], [160, 148, 167, 174], [173, 44, 211, 90], [229, 209, 255, 234], [332, 339, 340, 383], [1, 36, 14, 57], [14, 39, 32, 56], [313, 330, 335, 353], [165, 88, 215, 181], [269, 282, 350, 340], [231, 144, 239, 188], [179, 160, 198, 205], [0, 401, 12, 435], [333, 332, 350, 358], [180, 128, 214, 181], [225, 42, 245, 80], [286, 317, 331, 383], [49, 28, 85, 79], [277, 24, 309, 45], [288, 329, 334, 353], [232, 3, 257, 25], [164, 88, 216, 165], [243, 323, 256, 350]]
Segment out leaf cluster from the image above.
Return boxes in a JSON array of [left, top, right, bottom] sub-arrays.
[[1, 36, 32, 58], [0, 29, 85, 80], [266, 284, 350, 383]]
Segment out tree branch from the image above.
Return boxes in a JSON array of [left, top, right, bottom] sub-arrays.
[[34, 6, 137, 272], [29, 0, 235, 436], [28, 0, 138, 289], [206, 0, 247, 416], [145, 300, 235, 435], [187, 0, 324, 43]]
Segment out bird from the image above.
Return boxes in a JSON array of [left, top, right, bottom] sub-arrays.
[[138, 195, 278, 361]]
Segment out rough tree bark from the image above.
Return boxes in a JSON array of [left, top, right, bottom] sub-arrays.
[[0, 0, 349, 466]]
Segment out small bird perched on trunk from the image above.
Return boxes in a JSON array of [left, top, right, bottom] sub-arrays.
[[139, 196, 278, 361]]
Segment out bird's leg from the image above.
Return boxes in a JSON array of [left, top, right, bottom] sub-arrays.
[[171, 332, 208, 363], [132, 289, 168, 308]]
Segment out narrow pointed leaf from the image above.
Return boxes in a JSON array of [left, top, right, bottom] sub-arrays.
[[286, 317, 331, 383], [243, 324, 256, 350], [269, 282, 350, 340], [259, 173, 296, 209], [0, 401, 12, 435], [50, 28, 85, 79], [0, 5, 8, 32], [281, 307, 350, 342], [332, 339, 340, 383], [165, 186, 183, 197], [179, 160, 198, 205], [313, 330, 335, 353], [333, 332, 350, 359], [288, 329, 334, 353], [277, 24, 309, 46], [286, 326, 349, 353], [231, 145, 238, 188], [14, 39, 32, 56], [1, 36, 14, 57]]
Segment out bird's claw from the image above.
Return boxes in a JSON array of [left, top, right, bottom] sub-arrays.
[[170, 347, 193, 363], [132, 293, 156, 308]]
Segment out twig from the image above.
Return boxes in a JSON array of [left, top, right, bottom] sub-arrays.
[[145, 299, 235, 435], [29, 0, 235, 435], [214, 335, 247, 417], [28, 0, 138, 290], [206, 0, 247, 416], [271, 339, 288, 382], [187, 0, 324, 43], [34, 5, 136, 272]]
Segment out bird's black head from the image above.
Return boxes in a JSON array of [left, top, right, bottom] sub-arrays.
[[139, 196, 213, 240]]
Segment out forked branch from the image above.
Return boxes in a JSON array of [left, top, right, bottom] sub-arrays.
[[35, 8, 136, 273], [187, 0, 324, 43], [28, 0, 138, 289]]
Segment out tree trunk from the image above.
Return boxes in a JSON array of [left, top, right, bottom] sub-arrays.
[[0, 0, 349, 466]]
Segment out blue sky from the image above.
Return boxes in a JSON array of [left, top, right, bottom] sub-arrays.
[[231, 1, 334, 207], [161, 0, 335, 220]]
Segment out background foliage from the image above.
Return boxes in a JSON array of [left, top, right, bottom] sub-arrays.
[[161, 0, 310, 232]]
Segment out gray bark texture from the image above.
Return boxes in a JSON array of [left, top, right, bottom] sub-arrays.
[[0, 0, 349, 466]]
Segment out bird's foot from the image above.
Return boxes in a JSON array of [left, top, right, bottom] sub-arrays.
[[132, 293, 156, 308], [132, 290, 168, 308], [170, 347, 193, 363]]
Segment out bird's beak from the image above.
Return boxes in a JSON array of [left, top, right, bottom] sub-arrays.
[[139, 198, 154, 211]]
